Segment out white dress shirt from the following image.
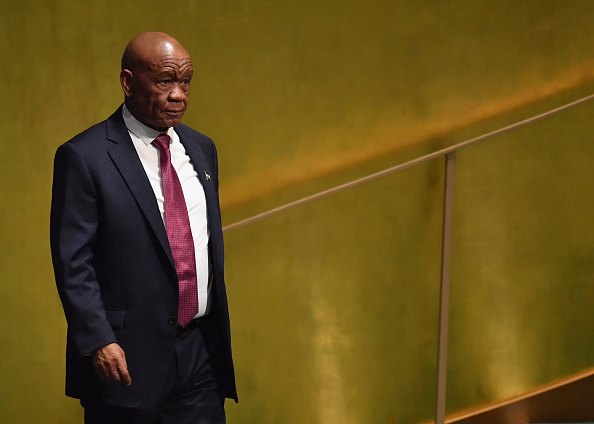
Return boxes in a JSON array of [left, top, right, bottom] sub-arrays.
[[122, 105, 211, 319]]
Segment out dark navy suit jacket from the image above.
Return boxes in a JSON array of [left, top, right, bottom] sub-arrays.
[[50, 106, 237, 407]]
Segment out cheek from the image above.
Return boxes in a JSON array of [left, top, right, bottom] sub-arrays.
[[158, 93, 171, 107], [149, 94, 168, 113]]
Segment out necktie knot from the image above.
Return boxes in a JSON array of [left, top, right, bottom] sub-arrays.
[[152, 134, 171, 152]]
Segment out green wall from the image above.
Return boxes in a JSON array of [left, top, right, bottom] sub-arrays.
[[2, 1, 594, 423], [448, 86, 594, 414]]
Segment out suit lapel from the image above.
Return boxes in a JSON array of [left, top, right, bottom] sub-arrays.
[[176, 128, 224, 259], [176, 130, 218, 216], [104, 108, 175, 268]]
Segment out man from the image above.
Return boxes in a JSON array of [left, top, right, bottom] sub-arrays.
[[50, 32, 236, 423]]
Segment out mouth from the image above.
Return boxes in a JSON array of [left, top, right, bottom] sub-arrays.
[[164, 110, 184, 117]]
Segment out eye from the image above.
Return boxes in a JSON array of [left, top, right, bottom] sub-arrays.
[[158, 79, 172, 86]]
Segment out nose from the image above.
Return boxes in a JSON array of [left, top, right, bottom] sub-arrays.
[[169, 83, 187, 102]]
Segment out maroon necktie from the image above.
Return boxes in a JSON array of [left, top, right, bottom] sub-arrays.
[[152, 134, 198, 327]]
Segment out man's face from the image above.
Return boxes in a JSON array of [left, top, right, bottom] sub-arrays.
[[123, 42, 193, 131]]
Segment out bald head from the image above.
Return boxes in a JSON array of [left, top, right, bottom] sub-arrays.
[[120, 32, 193, 131], [121, 32, 190, 72]]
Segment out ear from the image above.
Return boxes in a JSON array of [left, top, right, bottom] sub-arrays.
[[120, 69, 134, 97]]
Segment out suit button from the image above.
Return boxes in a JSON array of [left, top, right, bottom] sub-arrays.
[[168, 316, 177, 325]]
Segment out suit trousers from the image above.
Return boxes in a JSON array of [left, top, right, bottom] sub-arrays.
[[83, 320, 226, 424]]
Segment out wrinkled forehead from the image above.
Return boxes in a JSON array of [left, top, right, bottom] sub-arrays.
[[129, 38, 191, 72]]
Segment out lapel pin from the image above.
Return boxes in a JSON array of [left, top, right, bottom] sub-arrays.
[[204, 172, 211, 181]]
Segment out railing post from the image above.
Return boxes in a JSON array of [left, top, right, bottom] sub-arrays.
[[436, 151, 456, 424]]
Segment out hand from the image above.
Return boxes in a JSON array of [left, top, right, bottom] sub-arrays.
[[91, 343, 132, 385]]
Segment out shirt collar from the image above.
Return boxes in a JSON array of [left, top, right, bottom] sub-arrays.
[[122, 104, 174, 146]]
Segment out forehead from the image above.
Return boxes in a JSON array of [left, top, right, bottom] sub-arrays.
[[143, 41, 193, 73]]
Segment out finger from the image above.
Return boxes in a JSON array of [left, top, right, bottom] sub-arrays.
[[112, 349, 132, 386], [114, 352, 132, 385], [108, 351, 131, 385], [98, 361, 128, 384], [118, 365, 132, 386]]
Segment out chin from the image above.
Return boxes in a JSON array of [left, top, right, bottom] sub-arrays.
[[166, 119, 182, 128], [153, 119, 182, 131]]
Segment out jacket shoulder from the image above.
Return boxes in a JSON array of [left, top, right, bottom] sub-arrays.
[[176, 123, 214, 146], [66, 121, 108, 146], [63, 107, 122, 144]]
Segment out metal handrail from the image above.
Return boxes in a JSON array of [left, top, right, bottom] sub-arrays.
[[221, 91, 594, 424], [223, 92, 594, 233]]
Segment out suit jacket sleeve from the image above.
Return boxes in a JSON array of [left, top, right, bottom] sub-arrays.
[[50, 142, 117, 356]]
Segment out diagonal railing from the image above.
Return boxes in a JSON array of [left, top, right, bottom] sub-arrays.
[[222, 92, 594, 424], [223, 93, 594, 233]]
